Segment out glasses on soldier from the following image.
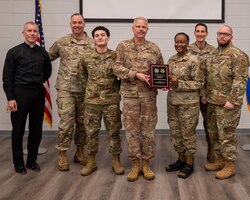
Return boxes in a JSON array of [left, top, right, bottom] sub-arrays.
[[217, 32, 232, 37]]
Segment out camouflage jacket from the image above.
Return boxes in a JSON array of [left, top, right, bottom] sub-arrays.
[[188, 42, 215, 59], [202, 42, 249, 106], [79, 49, 120, 105], [49, 33, 94, 92], [188, 42, 215, 96], [113, 39, 164, 97], [167, 51, 203, 105]]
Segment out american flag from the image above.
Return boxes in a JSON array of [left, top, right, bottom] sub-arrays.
[[35, 0, 52, 127]]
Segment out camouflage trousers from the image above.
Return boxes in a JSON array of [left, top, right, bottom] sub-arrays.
[[56, 90, 86, 150], [84, 103, 122, 156], [123, 96, 157, 160], [167, 102, 199, 156], [200, 98, 211, 146], [207, 103, 240, 161]]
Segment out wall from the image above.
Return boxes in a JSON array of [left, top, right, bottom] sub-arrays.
[[0, 0, 250, 131]]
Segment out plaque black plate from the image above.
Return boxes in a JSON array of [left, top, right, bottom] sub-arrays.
[[149, 64, 169, 89]]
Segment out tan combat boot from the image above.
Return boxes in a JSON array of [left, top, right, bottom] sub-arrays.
[[58, 150, 69, 171], [112, 155, 124, 175], [215, 161, 235, 179], [127, 159, 140, 182], [141, 159, 155, 180], [80, 155, 97, 176], [204, 157, 225, 171], [74, 145, 88, 165]]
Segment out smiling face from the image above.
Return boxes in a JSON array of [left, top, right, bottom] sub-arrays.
[[70, 14, 85, 36], [194, 25, 208, 43], [174, 34, 189, 56]]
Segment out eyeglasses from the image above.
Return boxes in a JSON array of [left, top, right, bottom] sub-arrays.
[[217, 32, 232, 37]]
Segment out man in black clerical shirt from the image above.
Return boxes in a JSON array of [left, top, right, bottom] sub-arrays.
[[2, 21, 52, 175]]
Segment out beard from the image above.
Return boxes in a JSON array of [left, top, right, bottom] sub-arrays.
[[218, 40, 230, 47]]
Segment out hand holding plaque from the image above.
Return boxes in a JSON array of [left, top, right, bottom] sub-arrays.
[[149, 64, 169, 89]]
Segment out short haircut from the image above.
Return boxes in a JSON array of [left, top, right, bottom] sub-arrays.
[[195, 23, 208, 32], [220, 24, 233, 35], [133, 17, 148, 25], [174, 32, 190, 42], [70, 13, 84, 20], [23, 21, 38, 31], [91, 26, 110, 37]]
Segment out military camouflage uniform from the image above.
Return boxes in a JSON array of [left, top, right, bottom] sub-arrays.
[[167, 51, 203, 156], [49, 33, 94, 150], [188, 42, 215, 156], [203, 42, 249, 161], [113, 39, 164, 160], [79, 49, 122, 156]]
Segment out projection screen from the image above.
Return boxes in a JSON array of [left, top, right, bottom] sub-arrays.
[[80, 0, 224, 23]]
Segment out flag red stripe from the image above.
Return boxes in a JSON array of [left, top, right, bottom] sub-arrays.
[[45, 91, 52, 106], [44, 106, 52, 121], [44, 83, 52, 107]]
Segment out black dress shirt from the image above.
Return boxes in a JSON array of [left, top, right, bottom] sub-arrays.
[[2, 42, 52, 100]]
